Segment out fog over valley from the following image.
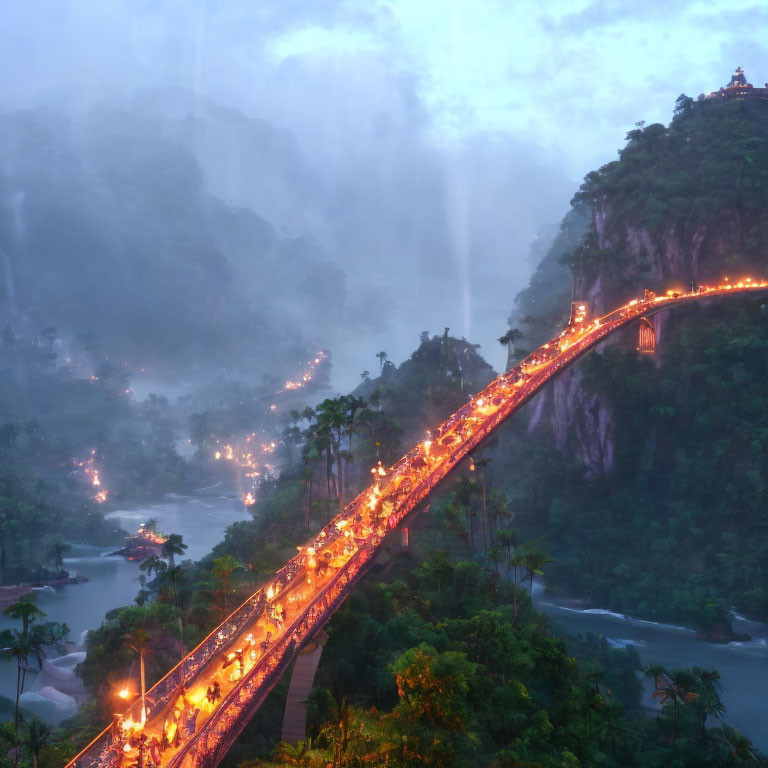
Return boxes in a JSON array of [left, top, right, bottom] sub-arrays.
[[4, 4, 768, 767], [0, 10, 579, 391]]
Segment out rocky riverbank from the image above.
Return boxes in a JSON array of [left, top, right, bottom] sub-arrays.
[[0, 572, 89, 610]]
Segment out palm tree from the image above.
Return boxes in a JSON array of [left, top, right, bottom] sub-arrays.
[[711, 724, 760, 765], [162, 534, 187, 569], [2, 596, 55, 744], [139, 554, 167, 584], [126, 628, 151, 724], [1, 629, 44, 736], [454, 478, 478, 547], [471, 455, 492, 557], [211, 555, 245, 615], [647, 665, 698, 743], [4, 597, 44, 639], [344, 394, 366, 454], [520, 543, 554, 595], [303, 417, 336, 518], [315, 397, 349, 507], [691, 666, 725, 742], [25, 717, 52, 768], [165, 565, 183, 608], [313, 396, 366, 509], [510, 552, 525, 620], [142, 552, 183, 652], [495, 528, 519, 577]]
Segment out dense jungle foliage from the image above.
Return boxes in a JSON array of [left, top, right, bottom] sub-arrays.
[[568, 95, 768, 278], [7, 94, 768, 767], [501, 95, 768, 632], [39, 338, 764, 768]]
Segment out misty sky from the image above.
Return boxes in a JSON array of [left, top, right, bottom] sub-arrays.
[[2, 0, 767, 384]]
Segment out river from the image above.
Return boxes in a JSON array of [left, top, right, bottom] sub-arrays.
[[0, 492, 249, 725], [1, 501, 766, 753], [534, 589, 768, 752]]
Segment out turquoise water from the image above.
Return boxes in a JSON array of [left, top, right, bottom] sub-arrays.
[[0, 494, 249, 723]]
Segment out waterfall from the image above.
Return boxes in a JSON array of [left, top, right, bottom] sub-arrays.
[[0, 245, 16, 320]]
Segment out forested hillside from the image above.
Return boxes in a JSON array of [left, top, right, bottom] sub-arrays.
[[0, 98, 345, 376], [498, 94, 768, 633], [51, 335, 763, 768]]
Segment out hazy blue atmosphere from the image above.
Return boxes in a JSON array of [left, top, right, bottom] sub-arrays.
[[3, 4, 768, 767], [3, 0, 764, 387]]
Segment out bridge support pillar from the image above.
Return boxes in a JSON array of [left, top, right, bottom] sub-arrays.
[[637, 317, 655, 353], [281, 629, 329, 744], [569, 301, 589, 327]]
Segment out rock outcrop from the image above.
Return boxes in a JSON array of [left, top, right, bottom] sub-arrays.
[[516, 96, 768, 477]]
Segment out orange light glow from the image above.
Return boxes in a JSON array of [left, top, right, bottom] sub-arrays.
[[74, 452, 110, 504], [283, 351, 328, 391], [67, 278, 768, 768]]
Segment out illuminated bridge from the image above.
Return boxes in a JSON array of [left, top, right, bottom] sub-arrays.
[[68, 278, 768, 768]]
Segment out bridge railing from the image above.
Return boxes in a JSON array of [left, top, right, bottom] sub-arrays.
[[166, 534, 383, 768], [69, 281, 768, 768], [66, 588, 272, 768], [62, 295, 659, 768]]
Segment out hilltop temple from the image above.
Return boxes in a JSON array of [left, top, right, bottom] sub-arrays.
[[702, 66, 768, 101], [727, 66, 748, 87]]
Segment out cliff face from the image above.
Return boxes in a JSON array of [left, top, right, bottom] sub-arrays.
[[515, 95, 768, 476], [553, 206, 735, 476], [574, 204, 743, 317], [496, 99, 768, 627]]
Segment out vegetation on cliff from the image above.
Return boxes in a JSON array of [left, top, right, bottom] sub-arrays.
[[502, 95, 768, 631], [570, 96, 768, 283]]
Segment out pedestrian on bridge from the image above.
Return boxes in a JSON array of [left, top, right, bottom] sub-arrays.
[[182, 706, 201, 740], [146, 736, 161, 768]]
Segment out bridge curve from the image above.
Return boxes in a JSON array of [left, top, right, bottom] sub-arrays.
[[68, 278, 768, 768]]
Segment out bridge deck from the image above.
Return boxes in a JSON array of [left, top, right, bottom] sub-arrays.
[[67, 278, 768, 768]]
